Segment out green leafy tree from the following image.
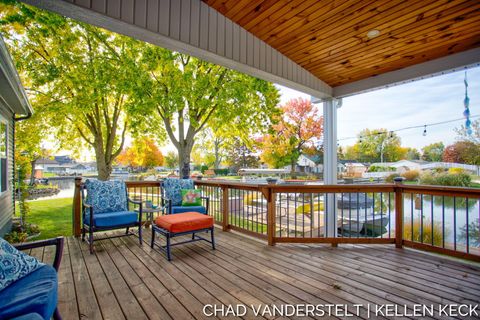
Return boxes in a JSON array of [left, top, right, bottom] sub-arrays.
[[164, 151, 179, 169], [421, 142, 445, 162], [1, 3, 143, 180], [443, 141, 480, 165], [131, 47, 279, 178], [351, 129, 404, 163], [225, 138, 259, 172]]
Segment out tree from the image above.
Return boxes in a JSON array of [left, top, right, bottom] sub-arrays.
[[117, 137, 164, 170], [405, 148, 421, 160], [224, 138, 259, 172], [345, 129, 404, 163], [1, 3, 143, 180], [164, 151, 179, 169], [443, 141, 480, 165], [259, 98, 323, 177], [131, 47, 279, 178], [421, 142, 444, 162], [455, 119, 480, 144]]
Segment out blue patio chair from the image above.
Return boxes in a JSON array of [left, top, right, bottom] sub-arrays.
[[161, 178, 209, 215], [81, 179, 143, 253]]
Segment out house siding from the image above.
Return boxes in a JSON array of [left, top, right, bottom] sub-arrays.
[[0, 100, 14, 236]]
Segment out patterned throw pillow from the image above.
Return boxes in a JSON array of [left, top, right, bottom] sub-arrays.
[[85, 179, 128, 214], [0, 238, 44, 291], [163, 178, 194, 206], [181, 189, 202, 206]]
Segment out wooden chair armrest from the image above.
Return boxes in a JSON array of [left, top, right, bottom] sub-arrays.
[[14, 237, 64, 271]]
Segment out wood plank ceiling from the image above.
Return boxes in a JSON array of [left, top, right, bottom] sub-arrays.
[[203, 0, 480, 87]]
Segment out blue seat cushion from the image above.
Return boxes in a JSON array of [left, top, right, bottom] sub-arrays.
[[0, 265, 57, 320], [170, 206, 206, 214], [11, 313, 44, 320], [85, 211, 139, 227]]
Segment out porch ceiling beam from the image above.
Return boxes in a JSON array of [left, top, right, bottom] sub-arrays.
[[22, 0, 332, 99], [333, 47, 480, 98]]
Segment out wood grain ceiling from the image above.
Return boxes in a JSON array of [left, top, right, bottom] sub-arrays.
[[203, 0, 480, 87]]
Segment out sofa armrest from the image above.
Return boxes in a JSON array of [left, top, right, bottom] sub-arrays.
[[14, 237, 64, 272]]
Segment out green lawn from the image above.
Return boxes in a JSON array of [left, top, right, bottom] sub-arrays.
[[21, 198, 73, 240]]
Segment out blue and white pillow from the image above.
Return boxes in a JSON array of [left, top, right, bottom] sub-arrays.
[[163, 178, 194, 206], [0, 238, 44, 291], [85, 179, 128, 214]]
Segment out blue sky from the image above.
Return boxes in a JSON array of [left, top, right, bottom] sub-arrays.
[[277, 66, 480, 150]]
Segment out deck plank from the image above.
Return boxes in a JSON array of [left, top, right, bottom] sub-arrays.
[[52, 229, 480, 320], [68, 237, 103, 320]]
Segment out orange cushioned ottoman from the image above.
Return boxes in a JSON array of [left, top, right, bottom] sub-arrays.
[[154, 212, 213, 233], [151, 212, 215, 261]]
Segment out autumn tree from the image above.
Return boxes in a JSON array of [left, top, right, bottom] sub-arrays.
[[117, 137, 163, 170], [131, 46, 279, 178], [443, 141, 480, 165], [1, 3, 143, 180], [224, 138, 260, 172], [259, 98, 323, 177], [455, 119, 480, 144], [421, 142, 444, 162]]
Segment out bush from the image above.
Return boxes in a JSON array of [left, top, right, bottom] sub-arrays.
[[419, 171, 472, 187], [368, 165, 396, 173], [214, 169, 229, 176], [448, 167, 465, 174], [403, 219, 447, 246], [385, 173, 401, 183], [401, 170, 420, 181]]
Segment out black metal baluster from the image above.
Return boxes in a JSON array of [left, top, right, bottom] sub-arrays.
[[431, 195, 434, 246], [442, 196, 445, 249], [466, 197, 469, 254], [454, 197, 457, 251], [420, 194, 424, 244], [411, 193, 414, 241]]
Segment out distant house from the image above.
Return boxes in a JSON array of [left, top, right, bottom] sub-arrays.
[[284, 154, 323, 174], [66, 164, 88, 175], [0, 36, 33, 235]]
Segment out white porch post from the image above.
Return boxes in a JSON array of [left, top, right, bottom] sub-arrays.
[[323, 99, 339, 237]]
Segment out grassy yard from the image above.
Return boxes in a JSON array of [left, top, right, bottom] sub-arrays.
[[20, 198, 73, 240]]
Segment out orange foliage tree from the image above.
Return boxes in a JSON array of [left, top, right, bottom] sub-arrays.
[[117, 137, 164, 170], [259, 98, 323, 176]]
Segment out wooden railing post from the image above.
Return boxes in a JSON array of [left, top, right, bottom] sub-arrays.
[[221, 186, 229, 231], [263, 186, 276, 246], [394, 177, 404, 248], [72, 177, 82, 237]]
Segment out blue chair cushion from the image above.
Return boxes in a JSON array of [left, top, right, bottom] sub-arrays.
[[85, 211, 139, 227], [85, 179, 128, 214], [0, 237, 44, 291], [170, 206, 206, 214], [10, 313, 44, 320], [163, 178, 194, 206], [0, 265, 57, 320]]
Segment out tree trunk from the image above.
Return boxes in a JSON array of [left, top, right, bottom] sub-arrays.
[[178, 149, 191, 179], [214, 139, 221, 169], [29, 160, 36, 185], [290, 158, 297, 179], [95, 147, 112, 181]]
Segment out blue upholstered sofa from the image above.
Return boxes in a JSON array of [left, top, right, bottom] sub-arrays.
[[0, 237, 64, 320]]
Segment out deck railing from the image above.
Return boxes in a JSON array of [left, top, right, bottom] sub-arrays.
[[73, 178, 480, 262]]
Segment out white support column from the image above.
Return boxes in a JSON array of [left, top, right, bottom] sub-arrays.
[[323, 99, 338, 237]]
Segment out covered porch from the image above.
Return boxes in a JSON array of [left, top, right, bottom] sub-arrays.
[[34, 229, 480, 320]]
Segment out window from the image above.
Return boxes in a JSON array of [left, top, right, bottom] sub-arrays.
[[0, 118, 7, 193]]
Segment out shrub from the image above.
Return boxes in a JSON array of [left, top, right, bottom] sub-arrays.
[[368, 165, 396, 172], [403, 219, 447, 247], [419, 171, 472, 187], [448, 167, 465, 174], [401, 170, 420, 181], [214, 169, 229, 176], [385, 173, 401, 183]]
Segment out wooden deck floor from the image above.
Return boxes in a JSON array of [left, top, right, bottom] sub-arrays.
[[34, 228, 480, 320]]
